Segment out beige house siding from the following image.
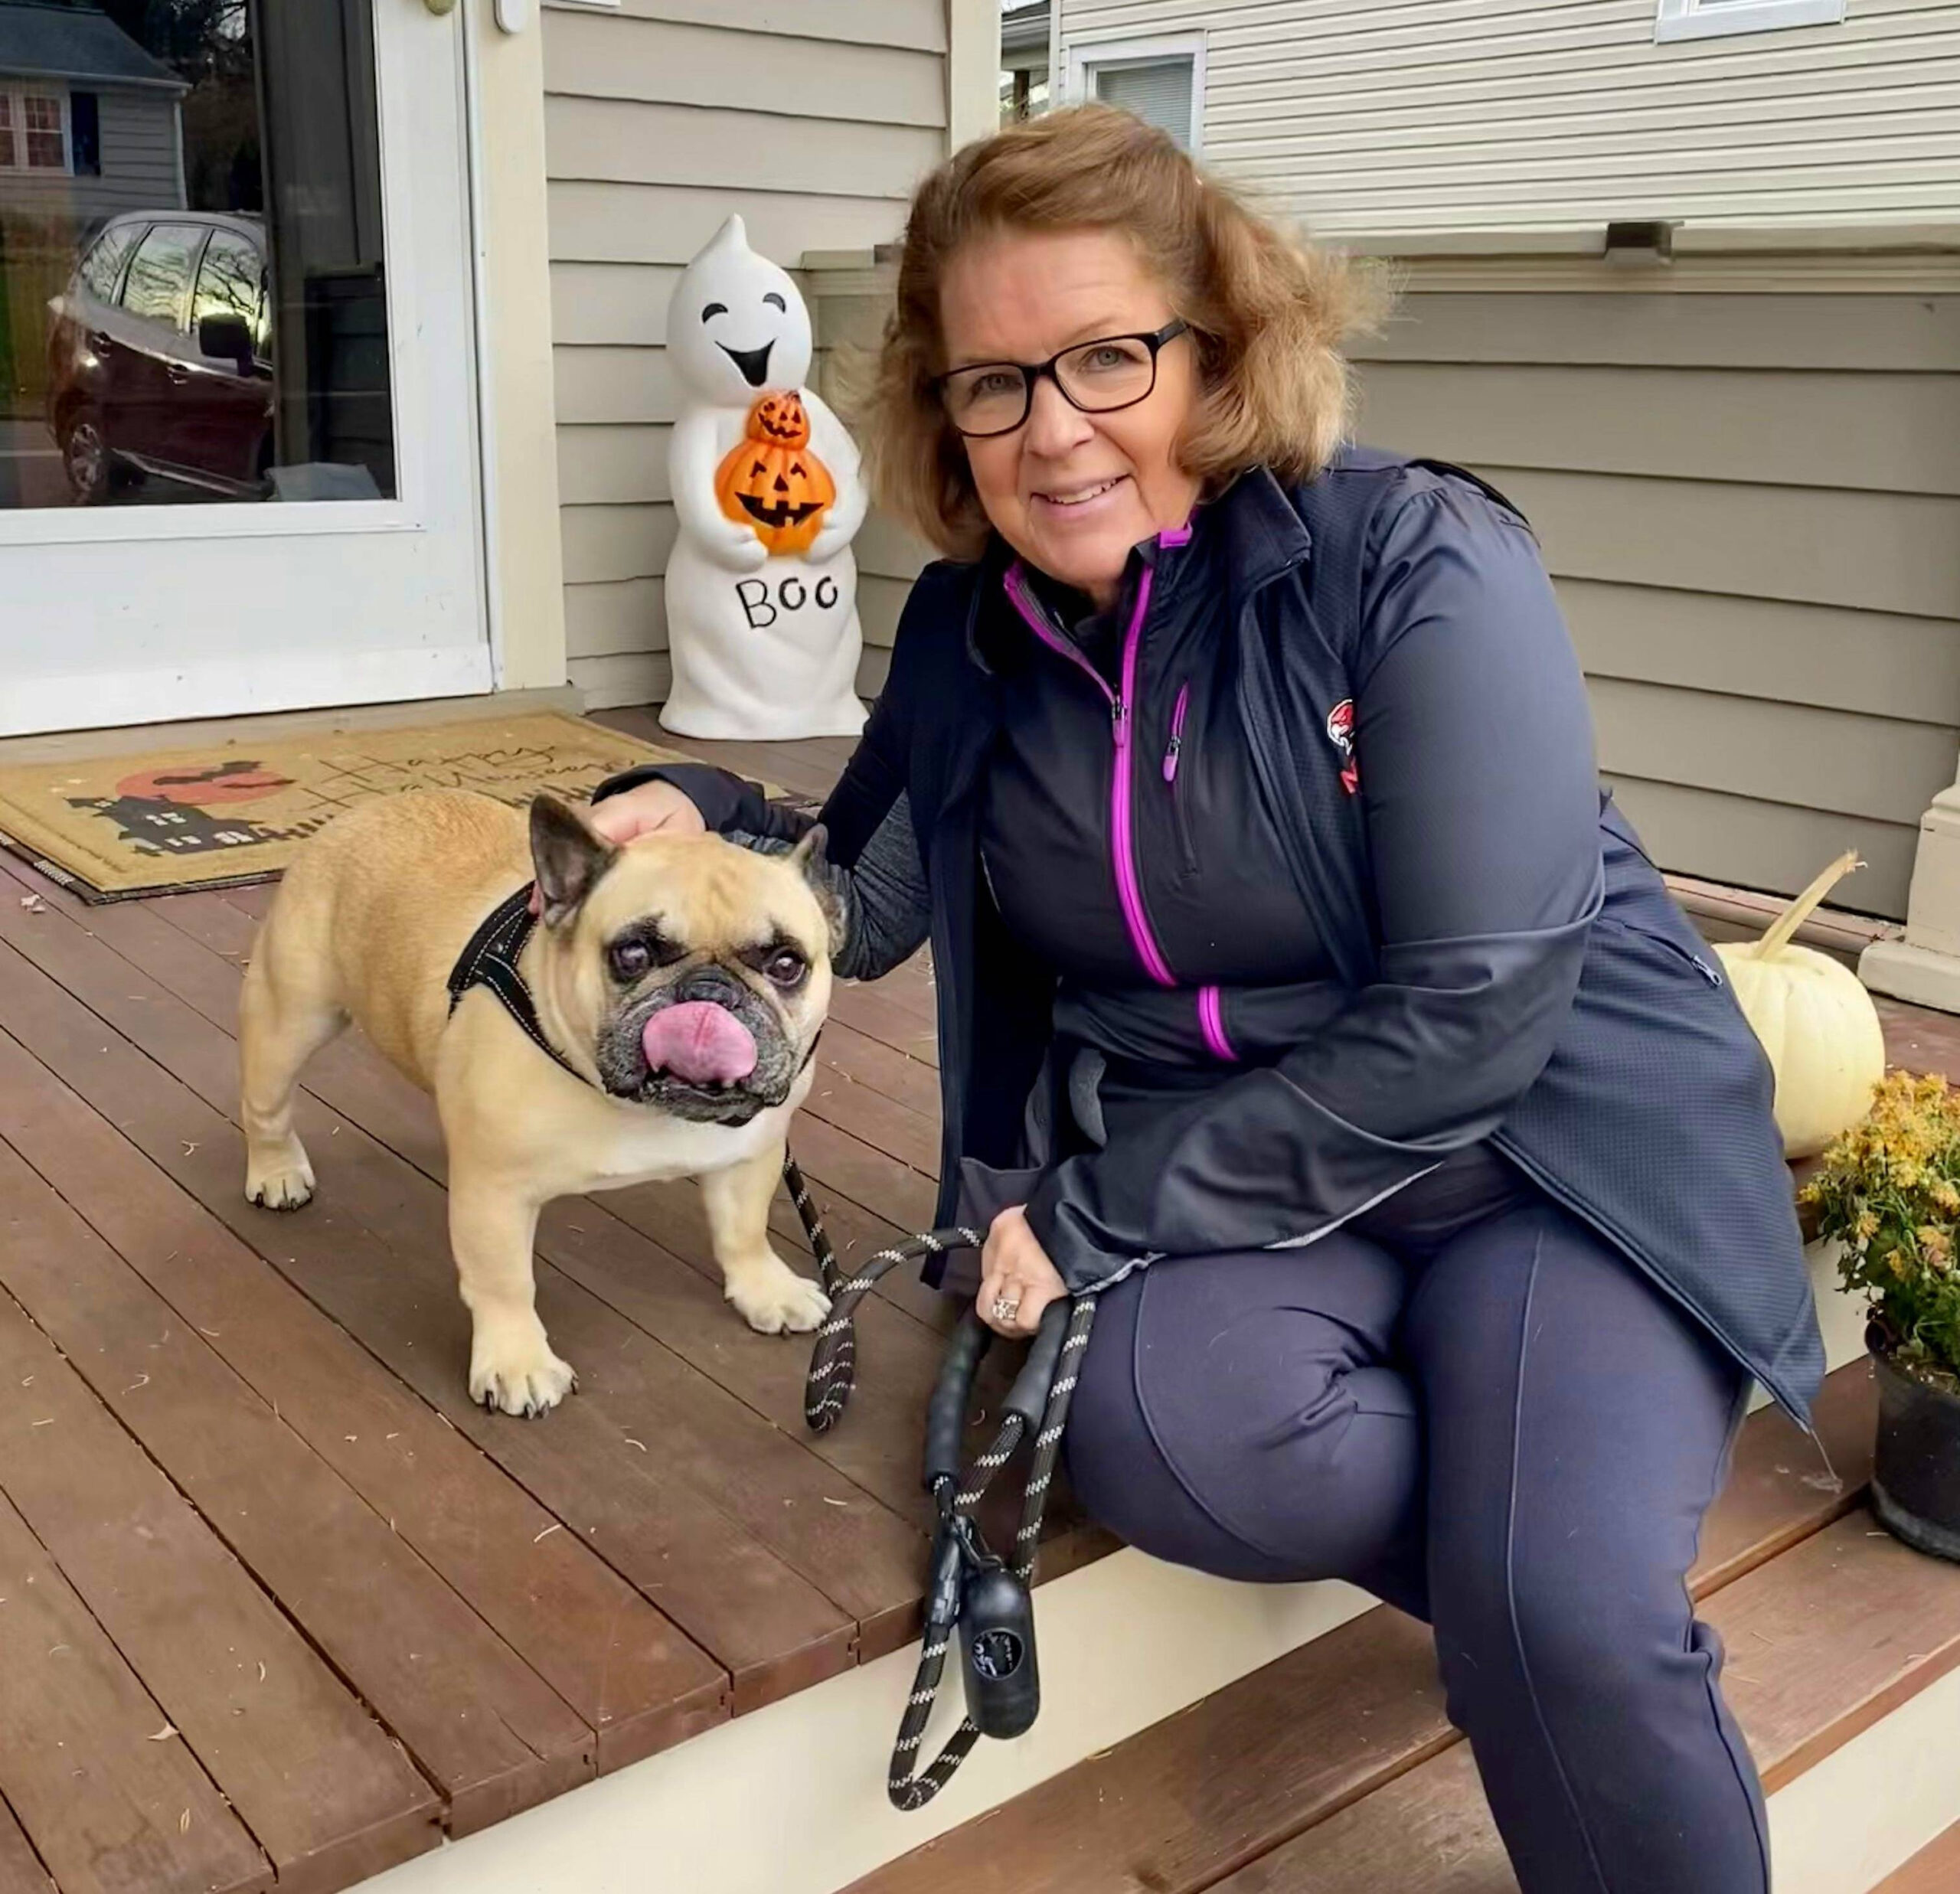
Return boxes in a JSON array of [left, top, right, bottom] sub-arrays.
[[1059, 0, 1960, 234], [1352, 285, 1960, 918], [541, 0, 949, 709]]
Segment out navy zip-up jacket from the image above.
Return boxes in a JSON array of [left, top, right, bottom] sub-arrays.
[[596, 451, 1826, 1425]]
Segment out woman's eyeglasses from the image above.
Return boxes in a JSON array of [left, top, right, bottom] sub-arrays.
[[934, 318, 1191, 439]]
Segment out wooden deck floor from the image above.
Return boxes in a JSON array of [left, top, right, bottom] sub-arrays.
[[1, 714, 1957, 1894]]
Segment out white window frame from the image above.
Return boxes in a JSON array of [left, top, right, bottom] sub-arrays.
[[1655, 0, 1847, 44], [1063, 31, 1205, 155], [0, 82, 71, 175]]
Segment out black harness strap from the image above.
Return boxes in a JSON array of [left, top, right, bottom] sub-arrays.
[[446, 884, 589, 1081]]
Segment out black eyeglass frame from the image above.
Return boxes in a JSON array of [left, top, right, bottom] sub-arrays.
[[933, 318, 1191, 439]]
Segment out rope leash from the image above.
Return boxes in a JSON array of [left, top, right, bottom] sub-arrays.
[[782, 1152, 1099, 1811]]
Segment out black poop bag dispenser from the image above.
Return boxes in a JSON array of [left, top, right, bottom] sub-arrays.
[[920, 1302, 1071, 1740]]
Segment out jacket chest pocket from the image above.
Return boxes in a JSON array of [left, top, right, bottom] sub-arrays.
[[1161, 683, 1198, 877]]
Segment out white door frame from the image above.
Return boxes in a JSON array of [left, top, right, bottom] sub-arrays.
[[1, 0, 492, 739]]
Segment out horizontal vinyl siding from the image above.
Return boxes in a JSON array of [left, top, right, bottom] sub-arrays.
[[1349, 291, 1960, 916], [1060, 0, 1960, 233], [544, 0, 946, 706], [0, 89, 179, 220]]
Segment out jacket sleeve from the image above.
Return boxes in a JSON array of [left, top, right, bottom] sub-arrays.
[[1024, 475, 1606, 1292], [587, 567, 952, 978]]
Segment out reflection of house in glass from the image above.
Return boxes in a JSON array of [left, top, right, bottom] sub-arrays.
[[0, 2, 187, 488], [0, 2, 190, 215]]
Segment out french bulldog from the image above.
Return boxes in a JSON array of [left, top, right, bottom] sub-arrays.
[[237, 787, 838, 1416]]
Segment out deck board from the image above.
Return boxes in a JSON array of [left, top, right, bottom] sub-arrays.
[[47, 867, 952, 1536], [0, 1024, 723, 1777], [0, 1096, 597, 1843], [0, 913, 871, 1708], [0, 1173, 446, 1883], [1877, 1818, 1960, 1892], [0, 1487, 271, 1894], [0, 1800, 51, 1894], [1206, 1511, 1960, 1893]]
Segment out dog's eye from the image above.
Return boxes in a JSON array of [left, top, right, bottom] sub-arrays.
[[609, 939, 652, 982], [764, 949, 806, 988]]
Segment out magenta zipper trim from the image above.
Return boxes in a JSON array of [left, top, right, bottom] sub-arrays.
[[1163, 684, 1190, 782], [1197, 985, 1236, 1062], [1002, 558, 1178, 988], [1112, 565, 1176, 986]]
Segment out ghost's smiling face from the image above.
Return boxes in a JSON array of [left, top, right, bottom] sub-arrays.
[[668, 215, 815, 407]]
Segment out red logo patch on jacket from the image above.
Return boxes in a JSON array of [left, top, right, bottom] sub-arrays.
[[1325, 699, 1359, 795]]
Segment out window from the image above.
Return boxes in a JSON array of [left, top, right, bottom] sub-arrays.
[[23, 93, 64, 168], [1655, 0, 1847, 42], [0, 89, 70, 171], [1066, 34, 1205, 153], [70, 92, 100, 178], [120, 224, 206, 329], [193, 227, 267, 351], [80, 222, 141, 301]]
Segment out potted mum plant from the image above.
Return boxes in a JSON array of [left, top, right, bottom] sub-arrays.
[[1803, 1069, 1960, 1562]]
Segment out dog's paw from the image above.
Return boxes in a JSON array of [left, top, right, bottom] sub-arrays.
[[469, 1318, 577, 1419], [727, 1262, 831, 1337], [245, 1142, 315, 1212]]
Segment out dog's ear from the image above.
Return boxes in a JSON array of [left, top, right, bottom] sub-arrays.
[[788, 823, 847, 958], [530, 794, 619, 929]]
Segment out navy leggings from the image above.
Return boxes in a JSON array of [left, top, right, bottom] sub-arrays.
[[1062, 1199, 1768, 1893]]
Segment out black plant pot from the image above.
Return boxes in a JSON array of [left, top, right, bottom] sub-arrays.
[[1869, 1326, 1960, 1563]]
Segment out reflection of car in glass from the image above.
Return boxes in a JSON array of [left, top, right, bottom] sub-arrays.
[[45, 211, 273, 505]]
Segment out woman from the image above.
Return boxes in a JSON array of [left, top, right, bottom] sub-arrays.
[[589, 107, 1822, 1892]]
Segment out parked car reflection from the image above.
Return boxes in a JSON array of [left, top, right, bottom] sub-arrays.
[[45, 209, 273, 505]]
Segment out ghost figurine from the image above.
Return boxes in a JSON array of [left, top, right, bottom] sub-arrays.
[[661, 216, 869, 740]]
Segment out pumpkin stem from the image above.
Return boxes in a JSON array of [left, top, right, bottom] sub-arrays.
[[1756, 848, 1863, 958]]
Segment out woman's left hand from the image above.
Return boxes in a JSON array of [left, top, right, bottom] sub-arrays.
[[976, 1205, 1068, 1337]]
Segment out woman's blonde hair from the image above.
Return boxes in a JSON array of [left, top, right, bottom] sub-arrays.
[[849, 104, 1388, 560]]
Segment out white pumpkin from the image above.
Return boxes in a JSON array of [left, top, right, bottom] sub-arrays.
[[1713, 850, 1887, 1160]]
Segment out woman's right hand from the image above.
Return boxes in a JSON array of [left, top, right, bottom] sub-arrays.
[[587, 779, 708, 845]]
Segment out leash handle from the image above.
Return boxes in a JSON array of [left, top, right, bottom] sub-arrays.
[[923, 1310, 991, 1489], [1004, 1300, 1070, 1431]]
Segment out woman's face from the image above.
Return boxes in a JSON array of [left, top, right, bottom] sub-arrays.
[[939, 227, 1201, 611]]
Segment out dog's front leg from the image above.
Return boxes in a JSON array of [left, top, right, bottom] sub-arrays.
[[701, 1139, 831, 1335], [449, 1178, 577, 1416]]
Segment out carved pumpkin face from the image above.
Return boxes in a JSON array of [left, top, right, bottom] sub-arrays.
[[714, 390, 837, 557]]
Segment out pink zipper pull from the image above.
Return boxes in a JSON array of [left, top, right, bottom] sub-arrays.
[[1163, 684, 1189, 782]]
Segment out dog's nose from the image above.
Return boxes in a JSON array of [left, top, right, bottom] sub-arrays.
[[680, 968, 745, 1009]]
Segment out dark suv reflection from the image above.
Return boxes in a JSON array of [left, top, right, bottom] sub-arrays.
[[45, 210, 273, 505]]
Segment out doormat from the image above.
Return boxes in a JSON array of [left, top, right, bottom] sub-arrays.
[[0, 712, 779, 903]]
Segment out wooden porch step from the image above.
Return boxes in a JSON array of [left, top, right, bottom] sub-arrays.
[[1877, 1818, 1960, 1892], [844, 1358, 1960, 1894]]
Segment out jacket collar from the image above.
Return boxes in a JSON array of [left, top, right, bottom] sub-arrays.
[[965, 463, 1315, 677]]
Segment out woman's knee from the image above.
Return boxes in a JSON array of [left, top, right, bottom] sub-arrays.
[[1432, 1534, 1697, 1738], [1066, 1243, 1423, 1582]]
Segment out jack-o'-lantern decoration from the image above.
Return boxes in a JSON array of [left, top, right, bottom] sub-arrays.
[[714, 390, 836, 557]]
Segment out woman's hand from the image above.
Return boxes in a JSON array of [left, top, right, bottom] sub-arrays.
[[587, 780, 708, 846], [976, 1205, 1068, 1338]]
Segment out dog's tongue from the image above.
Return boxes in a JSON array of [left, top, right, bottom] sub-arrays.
[[642, 1003, 757, 1086]]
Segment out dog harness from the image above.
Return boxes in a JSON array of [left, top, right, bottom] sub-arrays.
[[445, 884, 586, 1080]]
